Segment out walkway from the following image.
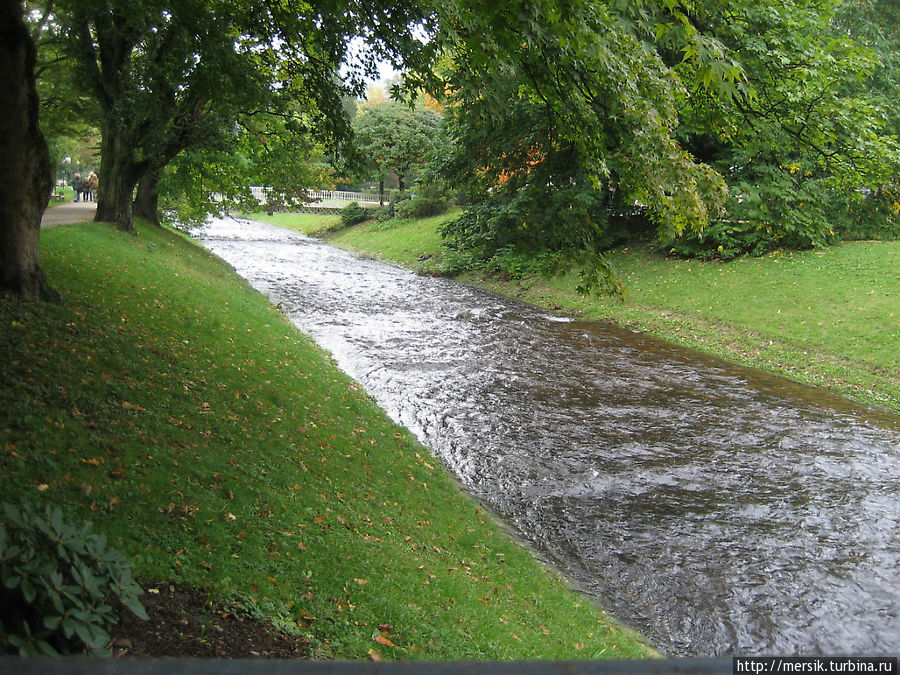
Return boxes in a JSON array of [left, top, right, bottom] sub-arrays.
[[41, 200, 96, 227]]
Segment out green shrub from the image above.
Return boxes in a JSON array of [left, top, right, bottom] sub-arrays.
[[0, 503, 148, 656], [395, 185, 449, 220], [837, 188, 900, 241], [340, 202, 370, 227], [373, 205, 394, 223]]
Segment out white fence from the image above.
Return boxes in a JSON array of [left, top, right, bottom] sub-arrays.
[[249, 187, 382, 205]]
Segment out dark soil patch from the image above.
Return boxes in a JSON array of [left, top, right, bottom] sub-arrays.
[[110, 583, 309, 659]]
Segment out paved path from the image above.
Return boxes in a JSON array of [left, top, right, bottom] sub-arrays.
[[41, 200, 97, 227]]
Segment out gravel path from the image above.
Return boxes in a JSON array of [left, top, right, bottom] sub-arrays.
[[41, 200, 97, 227]]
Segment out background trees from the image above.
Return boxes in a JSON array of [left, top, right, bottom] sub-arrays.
[[44, 0, 437, 231], [667, 0, 900, 257], [352, 102, 443, 203], [434, 0, 730, 290], [433, 0, 899, 281], [4, 0, 899, 301]]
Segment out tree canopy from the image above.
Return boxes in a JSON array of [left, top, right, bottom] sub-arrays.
[[352, 102, 443, 201], [40, 0, 438, 230], [435, 0, 900, 281], [4, 0, 900, 300], [667, 0, 900, 257]]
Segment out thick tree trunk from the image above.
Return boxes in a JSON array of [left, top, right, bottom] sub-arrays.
[[133, 169, 162, 226], [0, 0, 54, 301], [95, 128, 141, 232]]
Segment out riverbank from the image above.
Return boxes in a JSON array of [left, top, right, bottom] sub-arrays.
[[1, 219, 655, 660], [263, 211, 899, 415]]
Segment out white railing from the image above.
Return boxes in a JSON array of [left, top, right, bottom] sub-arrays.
[[250, 186, 269, 203], [248, 187, 382, 205], [304, 189, 382, 204]]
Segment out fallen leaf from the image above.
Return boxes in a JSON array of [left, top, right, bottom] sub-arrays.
[[374, 635, 396, 648]]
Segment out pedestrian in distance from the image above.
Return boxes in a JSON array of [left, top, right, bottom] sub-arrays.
[[85, 172, 98, 202], [71, 173, 82, 202]]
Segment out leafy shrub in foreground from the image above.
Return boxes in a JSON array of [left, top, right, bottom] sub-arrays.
[[0, 503, 148, 656]]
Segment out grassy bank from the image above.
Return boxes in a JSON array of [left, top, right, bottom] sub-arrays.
[[311, 212, 899, 414], [1, 220, 654, 660], [249, 210, 341, 234]]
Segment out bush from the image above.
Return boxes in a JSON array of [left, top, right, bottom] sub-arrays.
[[836, 188, 900, 241], [340, 202, 370, 227], [374, 204, 395, 223], [0, 503, 148, 656], [395, 185, 449, 220]]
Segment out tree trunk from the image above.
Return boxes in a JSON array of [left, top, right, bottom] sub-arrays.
[[0, 0, 55, 301], [94, 127, 141, 232], [379, 179, 385, 206], [133, 169, 162, 226]]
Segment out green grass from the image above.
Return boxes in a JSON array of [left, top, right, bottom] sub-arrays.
[[326, 210, 460, 270], [504, 243, 900, 413], [245, 211, 342, 235], [1, 220, 655, 660], [266, 212, 899, 414]]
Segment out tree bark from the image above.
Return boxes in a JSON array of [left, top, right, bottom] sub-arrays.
[[94, 126, 142, 232], [0, 0, 55, 300], [133, 169, 162, 226]]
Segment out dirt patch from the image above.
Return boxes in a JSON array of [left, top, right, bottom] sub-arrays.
[[109, 583, 310, 659]]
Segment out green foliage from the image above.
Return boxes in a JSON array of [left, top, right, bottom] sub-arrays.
[[0, 503, 147, 656], [340, 202, 370, 227], [837, 188, 900, 242], [351, 103, 445, 192], [394, 185, 450, 220], [435, 0, 729, 286], [40, 0, 439, 229], [158, 111, 335, 228], [671, 1, 900, 257]]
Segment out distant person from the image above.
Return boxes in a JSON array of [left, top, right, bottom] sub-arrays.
[[86, 172, 99, 202], [71, 173, 82, 202]]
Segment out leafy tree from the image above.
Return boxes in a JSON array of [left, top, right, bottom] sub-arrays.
[[831, 0, 900, 240], [352, 102, 444, 203], [435, 0, 729, 290], [43, 0, 437, 231], [1, 0, 54, 300], [667, 0, 900, 257], [156, 110, 336, 227]]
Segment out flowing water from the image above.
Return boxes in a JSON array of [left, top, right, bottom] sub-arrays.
[[198, 216, 900, 656]]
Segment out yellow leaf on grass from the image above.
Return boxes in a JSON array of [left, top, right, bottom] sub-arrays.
[[374, 635, 396, 648]]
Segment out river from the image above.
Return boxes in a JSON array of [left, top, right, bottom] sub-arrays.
[[198, 216, 900, 656]]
